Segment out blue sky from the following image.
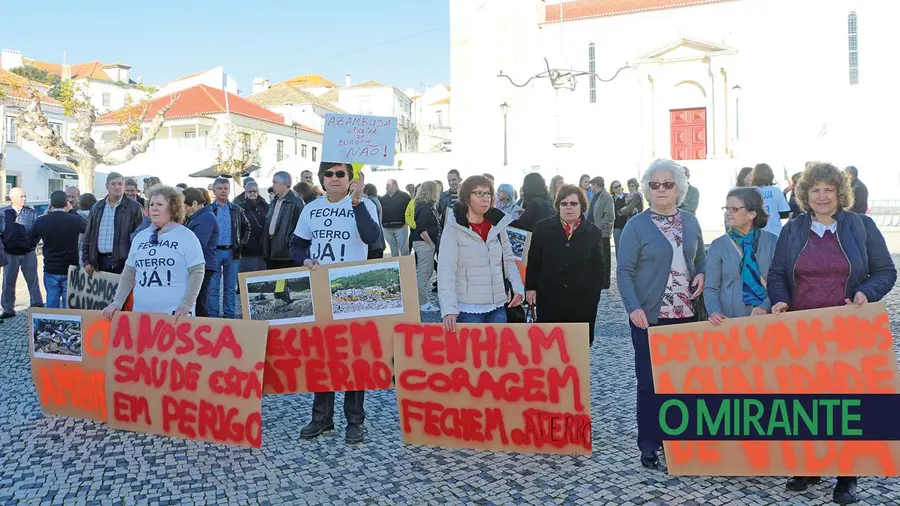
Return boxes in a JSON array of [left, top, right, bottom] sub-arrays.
[[1, 0, 450, 93]]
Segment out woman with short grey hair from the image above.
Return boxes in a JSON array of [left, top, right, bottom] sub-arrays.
[[616, 158, 706, 470]]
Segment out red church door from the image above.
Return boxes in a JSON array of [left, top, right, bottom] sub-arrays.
[[670, 108, 707, 160]]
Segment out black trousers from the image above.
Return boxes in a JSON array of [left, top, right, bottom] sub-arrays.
[[368, 249, 384, 260], [194, 270, 215, 317], [98, 254, 124, 274], [267, 259, 295, 270], [312, 391, 365, 426], [601, 236, 612, 290]]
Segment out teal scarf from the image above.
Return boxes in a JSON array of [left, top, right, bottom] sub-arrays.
[[727, 228, 766, 307]]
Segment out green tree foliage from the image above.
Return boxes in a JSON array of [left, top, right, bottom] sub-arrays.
[[11, 65, 60, 87], [331, 268, 400, 291], [247, 277, 311, 293]]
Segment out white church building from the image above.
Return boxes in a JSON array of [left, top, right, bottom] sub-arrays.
[[450, 0, 899, 229]]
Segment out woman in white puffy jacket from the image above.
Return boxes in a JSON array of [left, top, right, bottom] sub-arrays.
[[438, 175, 525, 331]]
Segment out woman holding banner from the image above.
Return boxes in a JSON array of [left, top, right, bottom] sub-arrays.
[[438, 175, 524, 330], [704, 187, 777, 324], [525, 184, 605, 345], [768, 161, 896, 505], [102, 185, 206, 319], [616, 159, 706, 470]]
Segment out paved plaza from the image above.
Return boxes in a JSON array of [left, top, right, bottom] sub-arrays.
[[2, 254, 900, 506]]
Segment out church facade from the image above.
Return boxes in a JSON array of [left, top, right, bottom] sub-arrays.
[[450, 0, 897, 228]]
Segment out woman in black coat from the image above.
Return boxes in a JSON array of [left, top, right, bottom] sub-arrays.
[[525, 184, 606, 345], [511, 173, 554, 232]]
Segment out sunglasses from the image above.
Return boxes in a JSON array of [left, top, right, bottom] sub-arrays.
[[559, 201, 580, 207], [649, 181, 676, 190], [612, 185, 621, 189], [323, 170, 347, 179], [722, 206, 747, 213]]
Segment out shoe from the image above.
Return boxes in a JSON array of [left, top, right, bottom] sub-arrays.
[[299, 420, 334, 439], [0, 312, 15, 319], [640, 450, 659, 470], [785, 476, 821, 491], [345, 424, 364, 444], [420, 303, 440, 312], [833, 477, 859, 505]]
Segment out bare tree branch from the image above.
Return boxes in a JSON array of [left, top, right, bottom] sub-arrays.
[[101, 94, 178, 165], [15, 90, 77, 161]]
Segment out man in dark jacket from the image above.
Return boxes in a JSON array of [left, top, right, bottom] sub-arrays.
[[436, 169, 461, 225], [82, 172, 144, 275], [379, 179, 410, 256], [31, 191, 86, 309], [264, 171, 303, 270], [208, 177, 251, 319], [184, 188, 219, 317], [846, 166, 868, 214], [238, 180, 269, 273], [0, 187, 43, 317]]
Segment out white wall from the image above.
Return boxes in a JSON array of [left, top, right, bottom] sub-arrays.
[[154, 67, 239, 98], [79, 79, 145, 114]]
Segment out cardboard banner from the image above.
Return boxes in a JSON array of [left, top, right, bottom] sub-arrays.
[[66, 266, 121, 310], [505, 227, 531, 285], [321, 113, 397, 166], [650, 303, 900, 476], [29, 308, 112, 421], [105, 313, 269, 447], [394, 323, 592, 454], [239, 256, 420, 394]]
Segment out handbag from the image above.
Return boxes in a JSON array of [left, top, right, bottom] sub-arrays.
[[499, 233, 526, 323]]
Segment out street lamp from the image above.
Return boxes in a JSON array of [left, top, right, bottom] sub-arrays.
[[500, 102, 510, 166], [732, 84, 742, 140]]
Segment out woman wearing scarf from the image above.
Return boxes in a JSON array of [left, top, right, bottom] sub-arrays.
[[704, 187, 777, 324]]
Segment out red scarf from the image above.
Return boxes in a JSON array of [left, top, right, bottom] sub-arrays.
[[562, 217, 582, 240]]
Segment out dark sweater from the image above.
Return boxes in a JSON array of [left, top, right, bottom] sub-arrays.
[[31, 210, 86, 275], [412, 202, 439, 243], [185, 206, 219, 272], [380, 191, 411, 228], [792, 231, 850, 311]]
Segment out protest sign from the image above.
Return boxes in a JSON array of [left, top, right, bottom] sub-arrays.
[[321, 114, 397, 166], [239, 256, 419, 394], [506, 227, 531, 283], [394, 322, 592, 454], [105, 313, 269, 447], [66, 266, 121, 310], [29, 308, 111, 421], [649, 303, 900, 476]]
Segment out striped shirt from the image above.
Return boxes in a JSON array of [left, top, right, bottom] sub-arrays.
[[97, 198, 121, 254]]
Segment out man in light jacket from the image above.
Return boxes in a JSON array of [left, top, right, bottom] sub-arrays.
[[588, 176, 614, 290]]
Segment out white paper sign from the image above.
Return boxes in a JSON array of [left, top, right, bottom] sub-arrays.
[[322, 114, 397, 166]]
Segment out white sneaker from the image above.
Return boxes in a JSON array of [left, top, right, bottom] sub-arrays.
[[420, 303, 440, 312]]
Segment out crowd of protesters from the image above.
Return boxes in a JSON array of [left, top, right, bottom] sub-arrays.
[[0, 157, 889, 501]]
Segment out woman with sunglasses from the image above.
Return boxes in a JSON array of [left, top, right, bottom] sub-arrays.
[[101, 185, 206, 320], [525, 184, 605, 345], [438, 175, 524, 331], [616, 159, 706, 470], [704, 188, 777, 325]]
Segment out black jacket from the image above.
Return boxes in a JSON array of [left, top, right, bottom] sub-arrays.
[[82, 196, 144, 268], [32, 211, 86, 275], [436, 189, 458, 226], [1, 206, 37, 255], [264, 191, 304, 262], [525, 215, 605, 342], [380, 190, 411, 228], [851, 179, 869, 214], [208, 201, 251, 259], [510, 196, 554, 232], [239, 197, 269, 257]]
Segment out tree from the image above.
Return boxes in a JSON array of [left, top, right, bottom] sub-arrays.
[[208, 121, 267, 185], [14, 83, 177, 193]]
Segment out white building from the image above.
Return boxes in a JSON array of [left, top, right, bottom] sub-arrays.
[[408, 84, 452, 153], [92, 84, 323, 188], [0, 49, 147, 114], [450, 0, 900, 229], [248, 82, 345, 134], [0, 68, 87, 201], [154, 66, 239, 98]]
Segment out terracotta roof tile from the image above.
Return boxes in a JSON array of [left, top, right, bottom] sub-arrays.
[[431, 97, 450, 105], [283, 74, 339, 89], [248, 83, 346, 113], [95, 84, 287, 125], [543, 0, 735, 23], [22, 58, 120, 82], [0, 68, 61, 105]]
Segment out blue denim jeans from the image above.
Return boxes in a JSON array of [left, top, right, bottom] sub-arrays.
[[456, 305, 507, 324], [208, 249, 238, 318], [43, 273, 67, 309]]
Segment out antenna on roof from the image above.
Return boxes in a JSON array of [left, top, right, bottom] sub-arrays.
[[223, 70, 230, 117]]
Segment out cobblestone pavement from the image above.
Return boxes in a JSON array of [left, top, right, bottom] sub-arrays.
[[2, 256, 900, 506]]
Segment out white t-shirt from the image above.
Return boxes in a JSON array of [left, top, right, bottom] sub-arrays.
[[125, 224, 205, 314], [756, 185, 791, 236], [293, 195, 378, 266]]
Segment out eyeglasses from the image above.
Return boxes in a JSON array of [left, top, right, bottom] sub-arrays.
[[722, 206, 747, 213], [648, 181, 676, 190], [323, 170, 346, 179], [559, 201, 580, 207], [471, 190, 492, 199]]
